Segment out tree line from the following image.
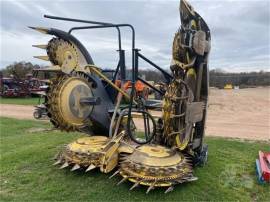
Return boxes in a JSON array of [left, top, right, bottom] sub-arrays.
[[1, 62, 269, 87], [209, 69, 270, 88]]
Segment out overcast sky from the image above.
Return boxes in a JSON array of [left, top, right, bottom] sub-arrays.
[[0, 0, 269, 72]]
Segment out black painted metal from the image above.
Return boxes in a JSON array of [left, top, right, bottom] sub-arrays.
[[137, 77, 164, 95], [112, 61, 120, 83], [80, 97, 101, 105], [44, 15, 122, 50], [119, 50, 126, 80], [67, 24, 135, 51], [137, 52, 173, 83]]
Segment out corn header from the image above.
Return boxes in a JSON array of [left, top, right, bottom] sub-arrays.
[[30, 0, 211, 193]]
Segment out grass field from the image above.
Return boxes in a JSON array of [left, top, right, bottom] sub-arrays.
[[0, 117, 269, 201], [0, 97, 43, 105]]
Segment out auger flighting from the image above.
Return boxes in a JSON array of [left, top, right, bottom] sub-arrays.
[[30, 0, 211, 193]]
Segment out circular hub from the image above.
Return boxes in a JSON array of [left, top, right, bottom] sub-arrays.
[[46, 73, 94, 131], [58, 77, 93, 125], [119, 145, 193, 187]]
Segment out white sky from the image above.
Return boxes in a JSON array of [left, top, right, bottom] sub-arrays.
[[0, 0, 270, 72]]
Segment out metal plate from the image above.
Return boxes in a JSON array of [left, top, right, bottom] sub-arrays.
[[185, 102, 204, 123]]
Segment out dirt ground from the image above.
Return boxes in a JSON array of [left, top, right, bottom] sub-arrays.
[[206, 87, 269, 141], [0, 87, 269, 140]]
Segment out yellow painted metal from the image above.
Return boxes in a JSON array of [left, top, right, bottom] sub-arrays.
[[190, 20, 197, 29], [57, 133, 127, 173], [119, 144, 192, 187], [54, 41, 78, 74], [162, 80, 177, 141], [99, 132, 125, 173], [128, 145, 183, 166], [46, 73, 93, 131], [117, 143, 135, 154], [175, 133, 189, 151], [61, 136, 109, 167], [187, 68, 196, 77], [45, 38, 89, 74], [162, 78, 193, 151], [46, 0, 202, 191], [224, 84, 233, 89], [68, 136, 108, 153], [58, 77, 93, 126]]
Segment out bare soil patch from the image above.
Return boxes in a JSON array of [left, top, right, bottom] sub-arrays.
[[206, 87, 270, 141], [0, 87, 269, 140]]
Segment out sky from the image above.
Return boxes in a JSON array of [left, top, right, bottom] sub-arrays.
[[0, 0, 269, 72]]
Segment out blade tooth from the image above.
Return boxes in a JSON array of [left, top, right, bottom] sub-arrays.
[[53, 159, 62, 166], [179, 177, 188, 181], [146, 182, 155, 194], [85, 164, 96, 172], [176, 179, 184, 184], [70, 164, 80, 171], [53, 152, 61, 160], [129, 181, 140, 190], [117, 177, 128, 186], [34, 56, 49, 61], [109, 170, 120, 179], [187, 177, 198, 182], [32, 44, 47, 49], [164, 186, 174, 194], [28, 26, 49, 34], [59, 162, 69, 169]]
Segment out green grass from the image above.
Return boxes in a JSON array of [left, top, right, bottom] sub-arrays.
[[0, 97, 43, 105], [0, 117, 269, 201]]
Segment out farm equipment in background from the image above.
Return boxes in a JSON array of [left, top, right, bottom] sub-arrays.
[[30, 0, 211, 193], [0, 77, 30, 97], [256, 151, 270, 184], [224, 84, 233, 90], [25, 74, 47, 96], [0, 73, 46, 98], [33, 92, 47, 119], [103, 69, 150, 100]]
